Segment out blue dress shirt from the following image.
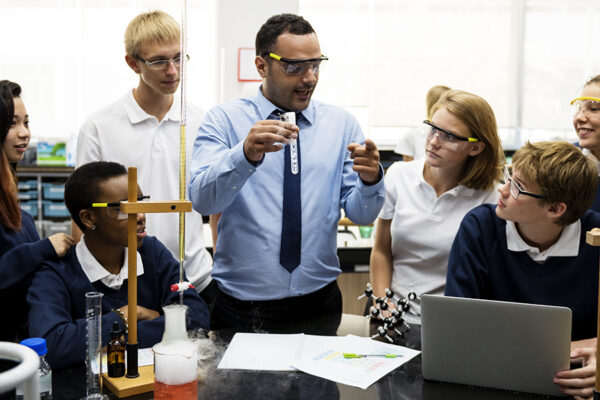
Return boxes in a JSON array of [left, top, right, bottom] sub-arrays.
[[189, 89, 385, 301]]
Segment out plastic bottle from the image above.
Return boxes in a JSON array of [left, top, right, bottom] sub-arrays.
[[107, 320, 126, 378], [16, 337, 52, 400]]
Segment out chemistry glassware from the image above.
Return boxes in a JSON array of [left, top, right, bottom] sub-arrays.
[[281, 112, 299, 174], [153, 304, 198, 399], [107, 321, 125, 378], [83, 292, 107, 400]]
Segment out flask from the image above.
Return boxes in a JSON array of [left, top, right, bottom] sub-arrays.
[[107, 321, 125, 377], [16, 337, 52, 400], [153, 304, 198, 399]]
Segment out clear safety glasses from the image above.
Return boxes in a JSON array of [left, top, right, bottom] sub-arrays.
[[91, 195, 150, 220], [571, 97, 600, 119], [135, 55, 190, 70], [423, 120, 479, 151], [268, 53, 328, 76], [502, 165, 545, 200]]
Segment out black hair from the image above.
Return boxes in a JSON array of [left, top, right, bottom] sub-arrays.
[[65, 161, 128, 231], [0, 80, 22, 171], [0, 80, 23, 230], [255, 13, 315, 57]]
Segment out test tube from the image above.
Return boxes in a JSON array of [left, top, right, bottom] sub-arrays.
[[281, 112, 299, 175], [84, 292, 106, 399]]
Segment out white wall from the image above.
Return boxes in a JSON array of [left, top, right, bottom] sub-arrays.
[[216, 0, 299, 103], [3, 0, 600, 153]]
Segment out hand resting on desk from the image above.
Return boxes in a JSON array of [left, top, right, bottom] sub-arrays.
[[118, 304, 160, 321], [553, 346, 596, 400]]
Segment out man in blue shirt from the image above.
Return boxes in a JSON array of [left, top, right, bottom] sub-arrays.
[[189, 14, 384, 334]]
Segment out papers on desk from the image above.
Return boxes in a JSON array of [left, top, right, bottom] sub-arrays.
[[218, 333, 304, 371], [295, 334, 420, 389], [217, 333, 420, 389]]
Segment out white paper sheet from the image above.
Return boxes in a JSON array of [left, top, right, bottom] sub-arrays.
[[217, 332, 304, 371], [217, 332, 420, 389], [293, 334, 420, 389]]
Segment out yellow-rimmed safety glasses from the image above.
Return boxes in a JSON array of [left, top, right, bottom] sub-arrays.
[[267, 53, 328, 76], [423, 120, 478, 151], [91, 195, 150, 220], [502, 165, 545, 200], [571, 97, 600, 119]]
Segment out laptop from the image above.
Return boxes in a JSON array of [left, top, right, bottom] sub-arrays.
[[421, 294, 572, 397]]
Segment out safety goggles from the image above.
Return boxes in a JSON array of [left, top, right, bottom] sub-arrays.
[[570, 97, 600, 119], [423, 120, 478, 151], [267, 53, 328, 76], [91, 195, 150, 220]]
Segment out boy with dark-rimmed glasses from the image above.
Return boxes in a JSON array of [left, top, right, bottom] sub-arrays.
[[446, 140, 599, 398]]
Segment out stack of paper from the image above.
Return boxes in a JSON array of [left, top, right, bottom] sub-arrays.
[[218, 333, 420, 389]]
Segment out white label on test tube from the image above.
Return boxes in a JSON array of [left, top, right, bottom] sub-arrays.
[[282, 112, 299, 175]]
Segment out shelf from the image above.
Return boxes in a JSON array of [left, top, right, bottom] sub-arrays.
[[17, 165, 73, 175], [16, 167, 72, 238]]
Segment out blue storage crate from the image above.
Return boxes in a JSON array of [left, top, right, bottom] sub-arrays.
[[18, 178, 37, 190], [18, 189, 38, 200], [42, 221, 71, 237], [42, 182, 65, 200], [43, 200, 70, 218], [20, 200, 38, 218]]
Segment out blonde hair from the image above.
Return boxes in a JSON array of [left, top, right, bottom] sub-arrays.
[[124, 10, 180, 57], [425, 85, 451, 119], [584, 74, 600, 87], [512, 141, 598, 226], [430, 89, 504, 191]]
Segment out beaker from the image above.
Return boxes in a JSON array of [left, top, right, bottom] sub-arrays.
[[152, 304, 198, 399], [82, 292, 107, 400]]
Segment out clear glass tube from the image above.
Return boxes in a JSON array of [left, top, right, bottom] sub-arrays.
[[281, 112, 299, 175], [83, 292, 106, 400]]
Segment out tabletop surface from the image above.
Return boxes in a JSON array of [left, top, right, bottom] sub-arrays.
[[49, 324, 563, 400]]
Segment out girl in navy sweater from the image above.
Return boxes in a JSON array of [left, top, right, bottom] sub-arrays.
[[0, 80, 74, 342]]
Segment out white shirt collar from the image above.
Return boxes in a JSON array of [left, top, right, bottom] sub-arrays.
[[76, 235, 144, 289], [505, 220, 580, 263], [123, 89, 180, 125]]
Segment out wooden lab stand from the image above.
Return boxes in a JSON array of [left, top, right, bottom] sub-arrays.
[[585, 228, 600, 399], [103, 167, 192, 398]]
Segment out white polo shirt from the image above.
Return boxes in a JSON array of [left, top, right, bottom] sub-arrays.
[[379, 159, 499, 323], [76, 90, 212, 292]]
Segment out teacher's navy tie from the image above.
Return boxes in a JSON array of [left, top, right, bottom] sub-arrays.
[[279, 112, 302, 272]]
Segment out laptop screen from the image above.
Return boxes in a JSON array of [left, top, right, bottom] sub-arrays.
[[420, 295, 571, 397]]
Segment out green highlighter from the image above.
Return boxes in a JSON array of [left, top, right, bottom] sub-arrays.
[[342, 353, 404, 359]]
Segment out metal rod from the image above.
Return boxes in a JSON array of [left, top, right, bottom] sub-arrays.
[[178, 0, 188, 285]]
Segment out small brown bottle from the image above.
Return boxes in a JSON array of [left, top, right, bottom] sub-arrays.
[[107, 321, 125, 377]]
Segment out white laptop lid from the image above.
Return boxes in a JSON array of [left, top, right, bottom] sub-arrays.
[[421, 295, 571, 397]]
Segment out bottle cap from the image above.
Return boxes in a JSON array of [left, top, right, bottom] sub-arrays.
[[20, 337, 47, 356], [110, 320, 122, 339]]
